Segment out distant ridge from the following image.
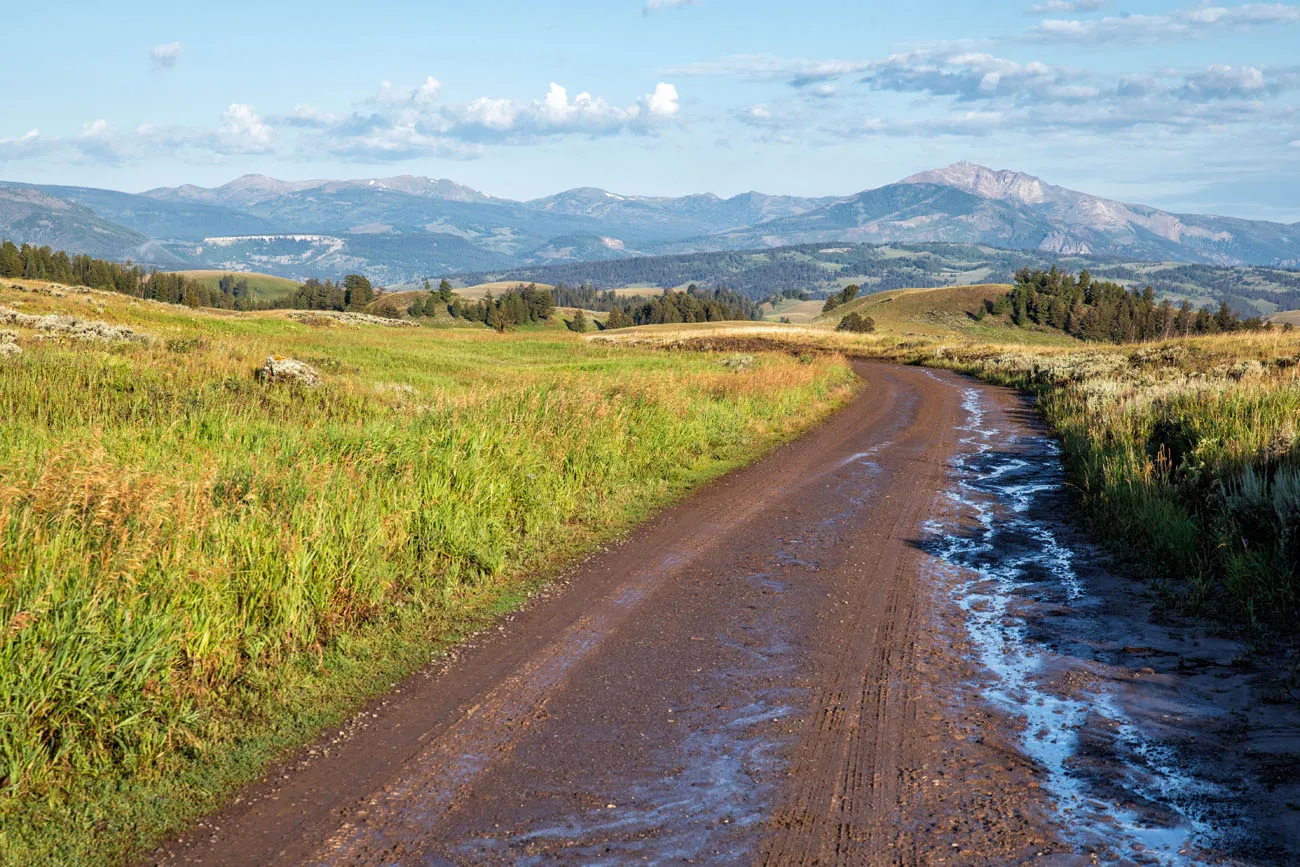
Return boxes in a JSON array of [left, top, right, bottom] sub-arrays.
[[2, 163, 1299, 279]]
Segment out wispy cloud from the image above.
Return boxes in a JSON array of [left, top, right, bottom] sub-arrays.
[[644, 0, 698, 13], [150, 42, 183, 70], [1026, 0, 1107, 15], [1025, 2, 1300, 43]]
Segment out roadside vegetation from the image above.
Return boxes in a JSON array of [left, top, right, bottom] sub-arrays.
[[0, 278, 855, 865], [596, 292, 1300, 634]]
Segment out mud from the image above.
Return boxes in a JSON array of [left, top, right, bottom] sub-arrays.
[[150, 363, 1298, 866]]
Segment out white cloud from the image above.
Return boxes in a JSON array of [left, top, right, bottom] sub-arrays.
[[0, 129, 43, 162], [665, 54, 876, 86], [1027, 0, 1106, 14], [647, 82, 680, 117], [644, 0, 698, 13], [219, 104, 273, 153], [1026, 3, 1300, 43], [150, 42, 183, 70]]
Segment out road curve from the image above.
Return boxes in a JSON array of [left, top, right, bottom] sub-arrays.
[[153, 362, 1062, 866]]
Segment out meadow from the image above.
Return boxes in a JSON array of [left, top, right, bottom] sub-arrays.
[[599, 294, 1300, 632], [0, 280, 856, 864], [166, 270, 302, 303]]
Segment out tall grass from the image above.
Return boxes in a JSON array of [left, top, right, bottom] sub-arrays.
[[601, 325, 1300, 629], [0, 285, 855, 864]]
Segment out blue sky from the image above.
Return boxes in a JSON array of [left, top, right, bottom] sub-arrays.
[[3, 0, 1299, 219]]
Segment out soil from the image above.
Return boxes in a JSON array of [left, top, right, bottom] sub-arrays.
[[149, 362, 1300, 866]]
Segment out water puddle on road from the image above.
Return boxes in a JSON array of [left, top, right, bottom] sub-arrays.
[[924, 385, 1240, 865]]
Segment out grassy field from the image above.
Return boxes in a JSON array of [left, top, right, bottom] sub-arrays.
[[166, 270, 302, 303], [1271, 309, 1300, 327], [454, 280, 556, 299], [0, 279, 856, 865], [596, 297, 1300, 633]]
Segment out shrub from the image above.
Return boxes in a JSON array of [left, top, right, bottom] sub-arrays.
[[836, 312, 876, 334]]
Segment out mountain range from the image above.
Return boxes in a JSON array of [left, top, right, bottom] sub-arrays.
[[2, 163, 1298, 283]]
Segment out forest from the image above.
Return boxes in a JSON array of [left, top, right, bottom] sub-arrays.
[[991, 267, 1272, 341], [1, 241, 242, 309]]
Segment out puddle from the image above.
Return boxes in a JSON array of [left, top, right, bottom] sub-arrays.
[[924, 386, 1235, 865]]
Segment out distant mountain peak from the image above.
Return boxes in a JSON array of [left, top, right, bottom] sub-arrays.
[[901, 162, 1051, 206]]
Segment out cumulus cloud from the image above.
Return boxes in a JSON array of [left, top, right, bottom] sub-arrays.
[[275, 78, 683, 161], [219, 104, 274, 153], [1025, 3, 1300, 43], [150, 42, 183, 70], [647, 82, 680, 117]]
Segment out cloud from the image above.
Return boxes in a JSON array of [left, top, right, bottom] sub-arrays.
[[862, 49, 1093, 103], [1026, 0, 1106, 14], [219, 104, 274, 153], [647, 82, 680, 117], [150, 42, 183, 70], [0, 129, 43, 162], [665, 53, 876, 86], [276, 78, 683, 161], [1025, 3, 1300, 43], [644, 0, 698, 13]]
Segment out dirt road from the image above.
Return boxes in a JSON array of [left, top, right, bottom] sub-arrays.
[[154, 362, 1299, 866]]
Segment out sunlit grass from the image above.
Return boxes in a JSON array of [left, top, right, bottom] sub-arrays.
[[0, 282, 856, 864], [599, 322, 1300, 629]]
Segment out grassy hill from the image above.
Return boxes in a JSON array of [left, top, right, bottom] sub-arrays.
[[455, 280, 556, 300], [1270, 309, 1300, 327], [816, 284, 1078, 346], [168, 270, 302, 302]]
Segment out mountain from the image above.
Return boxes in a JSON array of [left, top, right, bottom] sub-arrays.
[[0, 184, 153, 261], [2, 163, 1298, 281], [29, 184, 275, 241], [144, 174, 494, 209], [707, 162, 1300, 267]]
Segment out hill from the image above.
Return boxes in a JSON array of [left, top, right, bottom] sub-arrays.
[[0, 184, 154, 261], [168, 270, 302, 302], [818, 284, 1078, 345]]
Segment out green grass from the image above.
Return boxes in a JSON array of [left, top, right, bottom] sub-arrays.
[[167, 271, 302, 303], [818, 284, 1079, 346], [0, 283, 856, 865], [599, 314, 1300, 633]]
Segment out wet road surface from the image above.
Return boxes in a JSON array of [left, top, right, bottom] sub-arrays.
[[153, 362, 1299, 866]]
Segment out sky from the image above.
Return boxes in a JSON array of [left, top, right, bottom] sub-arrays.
[[2, 0, 1299, 220]]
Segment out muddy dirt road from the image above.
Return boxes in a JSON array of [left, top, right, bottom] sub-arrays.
[[155, 363, 1299, 866]]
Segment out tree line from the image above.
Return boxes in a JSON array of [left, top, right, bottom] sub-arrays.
[[990, 267, 1271, 342], [448, 284, 555, 331], [1, 240, 246, 309]]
